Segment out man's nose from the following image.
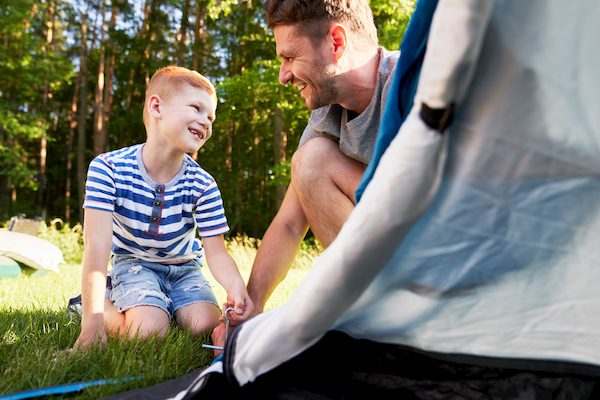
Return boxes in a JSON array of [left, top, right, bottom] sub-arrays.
[[279, 62, 293, 85]]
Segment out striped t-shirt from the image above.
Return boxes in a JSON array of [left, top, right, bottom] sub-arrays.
[[83, 144, 229, 263]]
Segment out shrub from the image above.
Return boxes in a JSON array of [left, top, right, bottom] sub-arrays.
[[38, 219, 84, 265]]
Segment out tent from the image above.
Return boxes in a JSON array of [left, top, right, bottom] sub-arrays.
[[109, 0, 600, 398]]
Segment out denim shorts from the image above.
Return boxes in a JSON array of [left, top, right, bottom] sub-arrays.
[[108, 255, 218, 317]]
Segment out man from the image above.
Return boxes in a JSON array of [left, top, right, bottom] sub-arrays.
[[245, 0, 400, 315]]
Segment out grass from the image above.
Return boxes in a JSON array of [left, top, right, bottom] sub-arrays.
[[0, 234, 317, 399]]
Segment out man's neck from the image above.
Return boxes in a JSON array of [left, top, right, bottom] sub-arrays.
[[336, 47, 381, 115], [141, 139, 185, 184]]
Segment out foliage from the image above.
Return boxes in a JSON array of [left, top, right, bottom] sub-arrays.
[[0, 235, 315, 398], [0, 308, 214, 399], [0, 0, 415, 234], [201, 60, 310, 235], [0, 0, 73, 198], [38, 218, 84, 264], [372, 0, 416, 50], [267, 159, 291, 187]]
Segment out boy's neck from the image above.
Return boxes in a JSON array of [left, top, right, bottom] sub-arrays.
[[141, 141, 185, 184]]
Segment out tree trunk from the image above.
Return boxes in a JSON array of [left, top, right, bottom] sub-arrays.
[[176, 0, 191, 65], [192, 0, 209, 71], [93, 0, 107, 156], [77, 16, 89, 222], [37, 0, 57, 219], [101, 1, 118, 153], [273, 106, 287, 207], [141, 0, 157, 85], [65, 75, 80, 224]]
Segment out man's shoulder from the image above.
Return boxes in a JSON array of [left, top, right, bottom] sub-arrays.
[[379, 47, 401, 78], [307, 105, 342, 126]]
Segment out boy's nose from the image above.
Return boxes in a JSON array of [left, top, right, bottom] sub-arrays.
[[198, 115, 210, 127]]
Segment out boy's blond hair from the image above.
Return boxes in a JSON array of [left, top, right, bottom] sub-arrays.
[[143, 66, 217, 125]]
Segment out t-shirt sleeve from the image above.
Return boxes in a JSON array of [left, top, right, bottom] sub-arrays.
[[83, 155, 116, 212], [195, 180, 230, 237], [299, 122, 325, 147], [298, 106, 340, 148]]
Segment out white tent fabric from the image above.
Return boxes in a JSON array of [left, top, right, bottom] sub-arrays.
[[0, 230, 64, 273], [229, 0, 600, 386]]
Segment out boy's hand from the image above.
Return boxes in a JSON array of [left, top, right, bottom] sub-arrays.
[[210, 289, 254, 358], [211, 323, 227, 357], [223, 284, 255, 324], [73, 325, 107, 350]]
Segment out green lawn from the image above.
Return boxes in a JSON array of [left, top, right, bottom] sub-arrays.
[[0, 235, 316, 399]]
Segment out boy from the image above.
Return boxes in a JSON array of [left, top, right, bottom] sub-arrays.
[[73, 66, 253, 349]]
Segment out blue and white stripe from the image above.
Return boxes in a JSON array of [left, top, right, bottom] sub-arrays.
[[83, 144, 229, 263]]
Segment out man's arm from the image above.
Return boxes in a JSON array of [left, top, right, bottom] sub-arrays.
[[74, 208, 113, 349], [247, 185, 309, 313]]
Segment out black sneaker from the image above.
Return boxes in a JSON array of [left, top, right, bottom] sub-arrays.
[[67, 276, 112, 319], [67, 294, 82, 319]]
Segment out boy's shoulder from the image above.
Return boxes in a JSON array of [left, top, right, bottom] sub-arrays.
[[182, 155, 218, 186], [93, 144, 142, 168]]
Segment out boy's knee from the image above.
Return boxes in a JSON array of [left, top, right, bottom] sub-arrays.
[[176, 305, 220, 335], [187, 318, 219, 336], [124, 307, 170, 339], [128, 319, 169, 339]]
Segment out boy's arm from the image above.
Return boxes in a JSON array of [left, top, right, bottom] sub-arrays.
[[202, 235, 254, 321], [74, 208, 113, 349]]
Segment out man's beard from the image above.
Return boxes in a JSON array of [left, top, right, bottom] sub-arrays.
[[305, 67, 337, 110]]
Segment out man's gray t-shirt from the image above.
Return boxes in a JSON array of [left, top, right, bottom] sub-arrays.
[[299, 48, 400, 165]]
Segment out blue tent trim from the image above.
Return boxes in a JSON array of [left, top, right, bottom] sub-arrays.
[[355, 0, 439, 202], [0, 377, 141, 400]]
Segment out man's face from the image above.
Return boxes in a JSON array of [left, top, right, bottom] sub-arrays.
[[274, 24, 338, 110]]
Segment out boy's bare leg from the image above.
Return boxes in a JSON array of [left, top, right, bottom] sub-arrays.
[[122, 306, 170, 338], [175, 302, 220, 335], [103, 298, 125, 335]]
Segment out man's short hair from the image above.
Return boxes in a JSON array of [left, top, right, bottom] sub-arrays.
[[264, 0, 378, 48], [143, 65, 217, 125]]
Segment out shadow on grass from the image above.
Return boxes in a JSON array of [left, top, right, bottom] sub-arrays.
[[0, 309, 215, 399]]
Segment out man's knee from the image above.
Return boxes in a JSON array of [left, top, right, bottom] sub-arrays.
[[291, 137, 340, 188]]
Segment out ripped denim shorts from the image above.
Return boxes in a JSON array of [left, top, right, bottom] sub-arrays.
[[108, 255, 218, 317]]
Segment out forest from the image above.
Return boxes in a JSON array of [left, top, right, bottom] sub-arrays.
[[0, 0, 414, 237]]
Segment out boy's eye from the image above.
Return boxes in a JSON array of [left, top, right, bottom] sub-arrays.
[[192, 105, 200, 112]]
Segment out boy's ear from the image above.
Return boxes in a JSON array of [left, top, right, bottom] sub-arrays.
[[329, 24, 347, 63], [147, 94, 162, 119]]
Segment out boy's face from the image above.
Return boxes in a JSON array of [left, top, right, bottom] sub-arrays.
[[155, 84, 216, 154]]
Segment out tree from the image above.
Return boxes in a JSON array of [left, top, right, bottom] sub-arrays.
[[0, 0, 415, 235]]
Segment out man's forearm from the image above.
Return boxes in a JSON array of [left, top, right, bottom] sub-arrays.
[[247, 221, 308, 311]]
